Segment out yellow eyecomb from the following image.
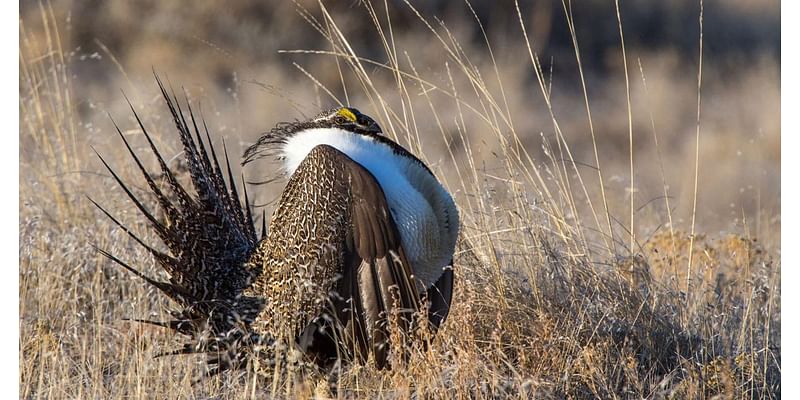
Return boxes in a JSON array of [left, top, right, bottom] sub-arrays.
[[336, 108, 357, 122]]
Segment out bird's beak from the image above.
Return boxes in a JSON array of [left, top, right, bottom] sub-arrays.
[[367, 121, 382, 134]]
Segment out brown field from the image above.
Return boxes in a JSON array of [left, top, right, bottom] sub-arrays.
[[20, 1, 780, 398]]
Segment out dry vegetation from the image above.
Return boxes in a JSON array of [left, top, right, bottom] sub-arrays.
[[20, 1, 779, 398]]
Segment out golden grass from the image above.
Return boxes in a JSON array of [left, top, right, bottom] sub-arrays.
[[20, 1, 779, 398]]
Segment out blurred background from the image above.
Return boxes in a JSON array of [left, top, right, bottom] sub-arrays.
[[20, 0, 780, 242]]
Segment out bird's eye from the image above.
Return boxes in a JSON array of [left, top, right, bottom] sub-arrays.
[[333, 116, 348, 124]]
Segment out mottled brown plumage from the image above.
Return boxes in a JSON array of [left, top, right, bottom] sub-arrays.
[[247, 144, 422, 368]]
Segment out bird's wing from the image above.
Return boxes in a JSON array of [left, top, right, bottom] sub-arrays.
[[92, 76, 263, 371], [274, 144, 422, 369]]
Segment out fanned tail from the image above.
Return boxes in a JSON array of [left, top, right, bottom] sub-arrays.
[[92, 75, 265, 376]]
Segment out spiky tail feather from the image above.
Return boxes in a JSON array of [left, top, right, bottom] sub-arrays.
[[92, 75, 266, 378]]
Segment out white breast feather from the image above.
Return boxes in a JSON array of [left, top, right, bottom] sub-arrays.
[[281, 128, 459, 290]]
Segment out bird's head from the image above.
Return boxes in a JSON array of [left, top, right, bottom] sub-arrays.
[[242, 107, 384, 166], [312, 107, 383, 136]]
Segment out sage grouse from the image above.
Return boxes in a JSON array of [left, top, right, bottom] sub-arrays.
[[93, 78, 459, 378]]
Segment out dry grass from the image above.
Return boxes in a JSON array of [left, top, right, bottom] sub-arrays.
[[20, 1, 779, 398]]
